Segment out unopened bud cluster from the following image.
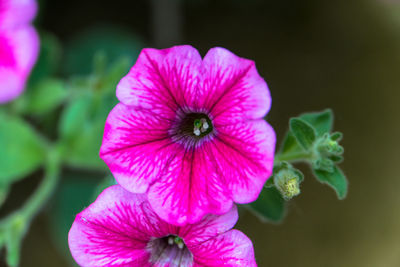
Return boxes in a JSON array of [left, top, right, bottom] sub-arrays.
[[312, 132, 344, 172]]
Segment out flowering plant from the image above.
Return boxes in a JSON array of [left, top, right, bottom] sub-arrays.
[[0, 1, 348, 266]]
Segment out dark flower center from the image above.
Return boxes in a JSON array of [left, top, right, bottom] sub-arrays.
[[148, 235, 193, 266], [171, 112, 213, 139]]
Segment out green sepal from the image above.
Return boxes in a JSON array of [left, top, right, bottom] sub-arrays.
[[313, 166, 348, 199], [273, 161, 304, 183], [289, 118, 316, 150], [331, 131, 343, 141], [247, 187, 286, 223], [312, 157, 334, 173], [329, 155, 343, 163], [0, 112, 46, 183], [312, 131, 344, 172]]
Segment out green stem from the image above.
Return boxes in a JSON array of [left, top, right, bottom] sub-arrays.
[[275, 151, 313, 163], [1, 146, 61, 267], [20, 147, 61, 223]]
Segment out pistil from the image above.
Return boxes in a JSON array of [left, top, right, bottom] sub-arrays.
[[193, 118, 210, 136]]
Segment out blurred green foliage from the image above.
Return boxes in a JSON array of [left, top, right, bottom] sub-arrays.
[[62, 25, 144, 76], [0, 113, 47, 184], [0, 24, 145, 266]]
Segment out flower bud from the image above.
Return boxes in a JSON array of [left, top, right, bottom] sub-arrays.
[[316, 132, 344, 157], [312, 132, 344, 172], [273, 162, 303, 200]]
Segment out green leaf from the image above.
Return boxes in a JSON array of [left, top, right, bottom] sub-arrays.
[[59, 95, 92, 139], [313, 166, 348, 199], [59, 86, 117, 169], [64, 123, 107, 169], [0, 113, 46, 183], [58, 43, 136, 170], [299, 109, 333, 137], [59, 94, 106, 169], [25, 79, 67, 115], [290, 118, 316, 150], [247, 187, 286, 223], [279, 109, 333, 155]]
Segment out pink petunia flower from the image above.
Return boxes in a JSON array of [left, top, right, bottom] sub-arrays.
[[69, 185, 257, 267], [0, 0, 39, 103], [100, 45, 276, 225]]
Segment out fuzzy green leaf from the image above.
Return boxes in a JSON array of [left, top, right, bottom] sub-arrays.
[[247, 187, 286, 223], [290, 118, 316, 150], [299, 109, 333, 137], [313, 166, 348, 199], [280, 109, 334, 155]]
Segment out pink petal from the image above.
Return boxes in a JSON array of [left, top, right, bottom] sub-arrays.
[[0, 0, 37, 29], [191, 229, 257, 267], [201, 47, 271, 125], [212, 119, 276, 203], [180, 205, 238, 246], [0, 26, 38, 103], [0, 68, 23, 103], [3, 25, 39, 74], [100, 103, 181, 193], [68, 185, 174, 267], [147, 140, 233, 226], [0, 31, 15, 67], [116, 45, 202, 116]]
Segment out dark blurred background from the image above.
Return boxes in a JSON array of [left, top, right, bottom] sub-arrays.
[[2, 0, 400, 266]]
